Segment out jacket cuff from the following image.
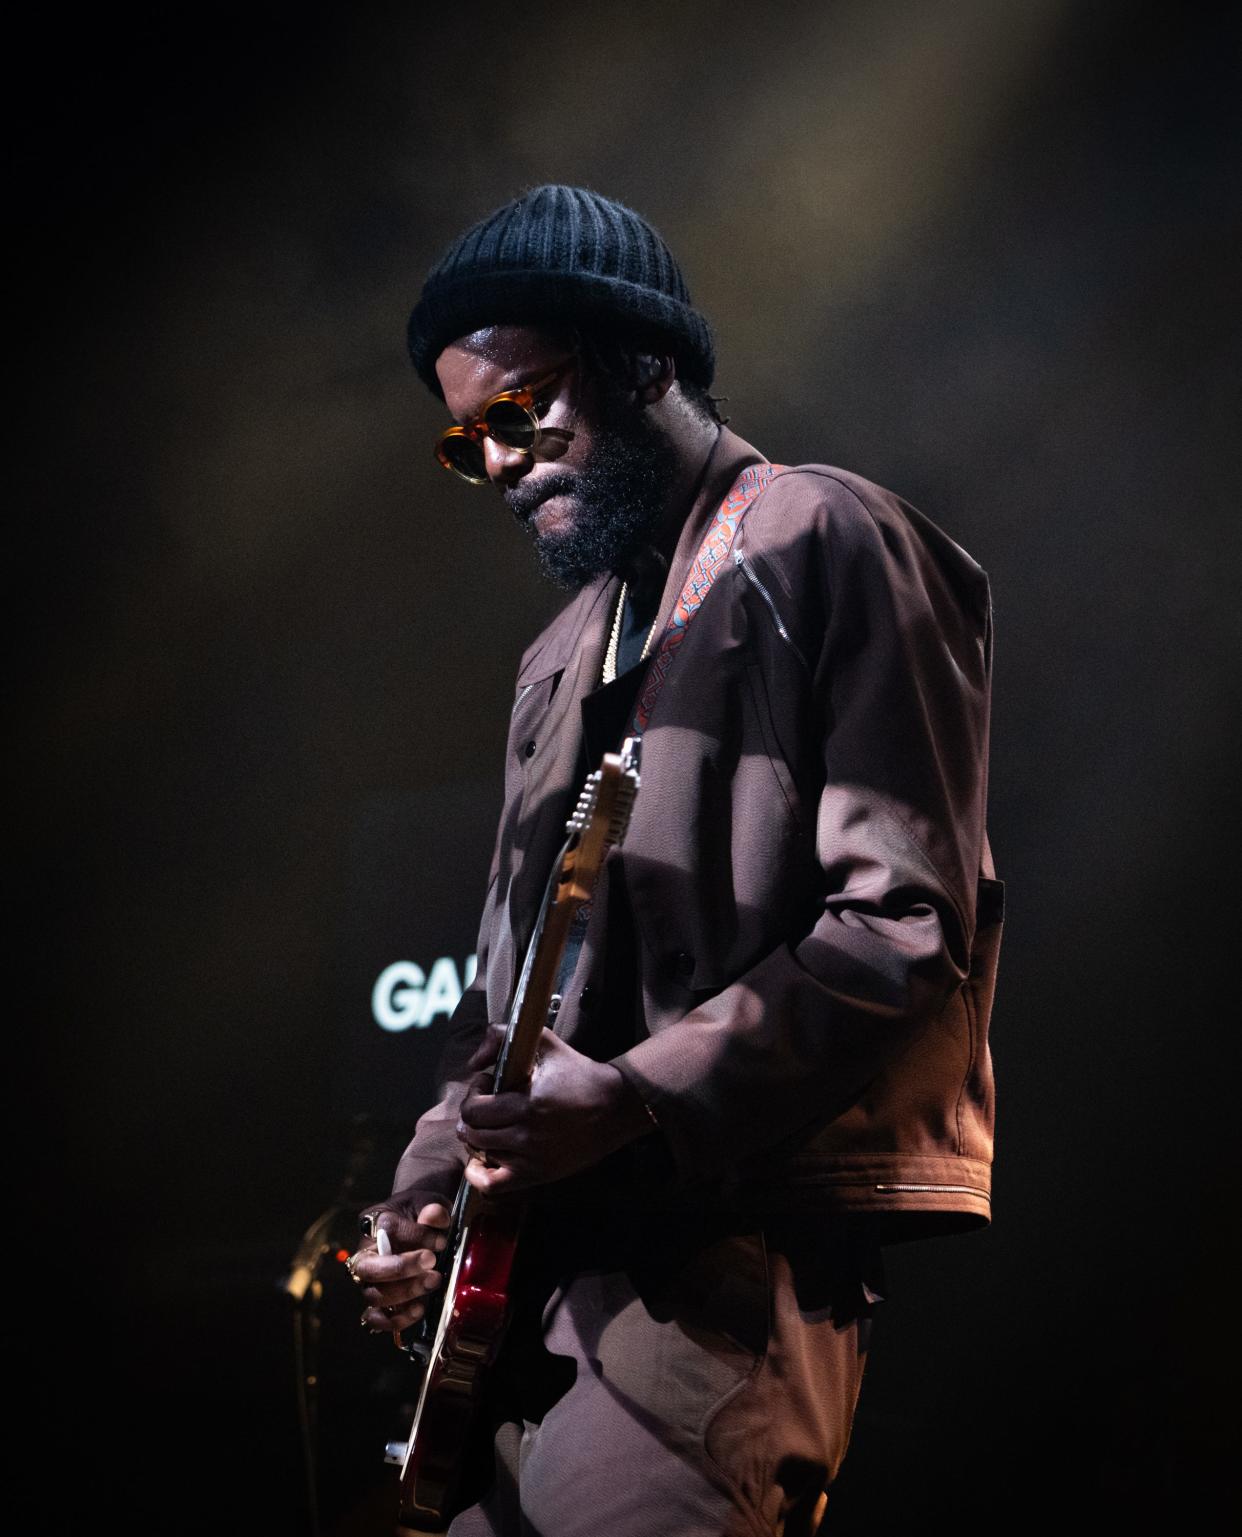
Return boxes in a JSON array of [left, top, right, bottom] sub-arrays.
[[611, 1039, 711, 1185]]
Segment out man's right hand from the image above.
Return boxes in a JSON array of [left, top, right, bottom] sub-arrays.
[[350, 1202, 452, 1334]]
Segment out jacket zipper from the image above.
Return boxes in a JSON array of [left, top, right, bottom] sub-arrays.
[[733, 551, 809, 672], [874, 1182, 991, 1200]]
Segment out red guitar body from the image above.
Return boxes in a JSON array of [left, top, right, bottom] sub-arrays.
[[395, 1202, 521, 1529]]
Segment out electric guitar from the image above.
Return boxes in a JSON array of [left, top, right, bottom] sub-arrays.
[[383, 739, 641, 1530]]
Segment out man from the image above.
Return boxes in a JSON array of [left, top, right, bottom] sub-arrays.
[[350, 184, 1002, 1536]]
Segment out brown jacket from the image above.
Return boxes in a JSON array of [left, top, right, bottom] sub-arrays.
[[393, 427, 1002, 1240]]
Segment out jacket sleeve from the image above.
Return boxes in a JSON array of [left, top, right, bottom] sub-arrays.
[[385, 874, 497, 1213], [611, 471, 994, 1184]]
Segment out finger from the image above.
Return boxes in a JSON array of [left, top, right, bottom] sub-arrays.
[[463, 1156, 521, 1195], [457, 1123, 528, 1154], [359, 1266, 441, 1310], [365, 1206, 438, 1250], [449, 1072, 494, 1142], [459, 1089, 531, 1130], [466, 1023, 507, 1070], [362, 1298, 425, 1333], [364, 1200, 455, 1258], [352, 1247, 437, 1285], [346, 1238, 376, 1275]]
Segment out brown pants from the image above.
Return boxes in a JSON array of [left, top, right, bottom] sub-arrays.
[[447, 1219, 879, 1537]]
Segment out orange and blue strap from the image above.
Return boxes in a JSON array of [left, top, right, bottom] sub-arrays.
[[632, 461, 783, 735]]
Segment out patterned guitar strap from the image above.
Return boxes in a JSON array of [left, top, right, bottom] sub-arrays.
[[631, 459, 784, 737], [560, 461, 784, 970]]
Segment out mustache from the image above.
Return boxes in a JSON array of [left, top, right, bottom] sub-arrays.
[[504, 473, 577, 524]]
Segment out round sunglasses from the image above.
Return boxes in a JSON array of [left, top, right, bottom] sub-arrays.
[[435, 363, 573, 484]]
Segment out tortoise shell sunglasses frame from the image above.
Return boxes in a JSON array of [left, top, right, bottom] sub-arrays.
[[434, 360, 576, 484]]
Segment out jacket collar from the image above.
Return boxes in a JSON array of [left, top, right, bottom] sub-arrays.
[[515, 577, 612, 688]]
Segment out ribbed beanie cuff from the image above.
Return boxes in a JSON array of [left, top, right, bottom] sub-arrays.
[[408, 185, 715, 396]]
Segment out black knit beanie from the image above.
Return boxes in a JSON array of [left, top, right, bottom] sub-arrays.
[[407, 185, 715, 398]]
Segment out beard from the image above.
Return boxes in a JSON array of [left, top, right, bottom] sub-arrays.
[[503, 393, 678, 591]]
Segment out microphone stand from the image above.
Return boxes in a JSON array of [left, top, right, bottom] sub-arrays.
[[284, 1119, 376, 1537]]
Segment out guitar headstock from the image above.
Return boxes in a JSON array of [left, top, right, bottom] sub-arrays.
[[559, 737, 641, 902], [568, 739, 640, 842]]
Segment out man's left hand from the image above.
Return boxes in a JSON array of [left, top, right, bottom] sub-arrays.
[[456, 1025, 654, 1194]]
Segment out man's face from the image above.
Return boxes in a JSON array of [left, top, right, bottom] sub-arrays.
[[435, 324, 675, 589]]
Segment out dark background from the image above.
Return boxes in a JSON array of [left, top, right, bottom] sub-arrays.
[[14, 2, 1238, 1532]]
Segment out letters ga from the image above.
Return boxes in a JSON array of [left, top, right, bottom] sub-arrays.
[[372, 955, 478, 1033]]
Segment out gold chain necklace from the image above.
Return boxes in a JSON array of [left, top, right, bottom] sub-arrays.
[[602, 581, 660, 685]]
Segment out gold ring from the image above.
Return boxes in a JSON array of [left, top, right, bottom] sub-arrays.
[[347, 1252, 362, 1281]]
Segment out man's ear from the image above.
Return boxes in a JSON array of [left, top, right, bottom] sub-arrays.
[[632, 353, 676, 404]]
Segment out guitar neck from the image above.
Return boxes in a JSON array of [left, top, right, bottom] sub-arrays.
[[492, 743, 639, 1097], [494, 892, 581, 1094]]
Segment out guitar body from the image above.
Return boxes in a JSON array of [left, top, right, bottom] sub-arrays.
[[397, 1199, 521, 1529], [387, 743, 641, 1531]]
